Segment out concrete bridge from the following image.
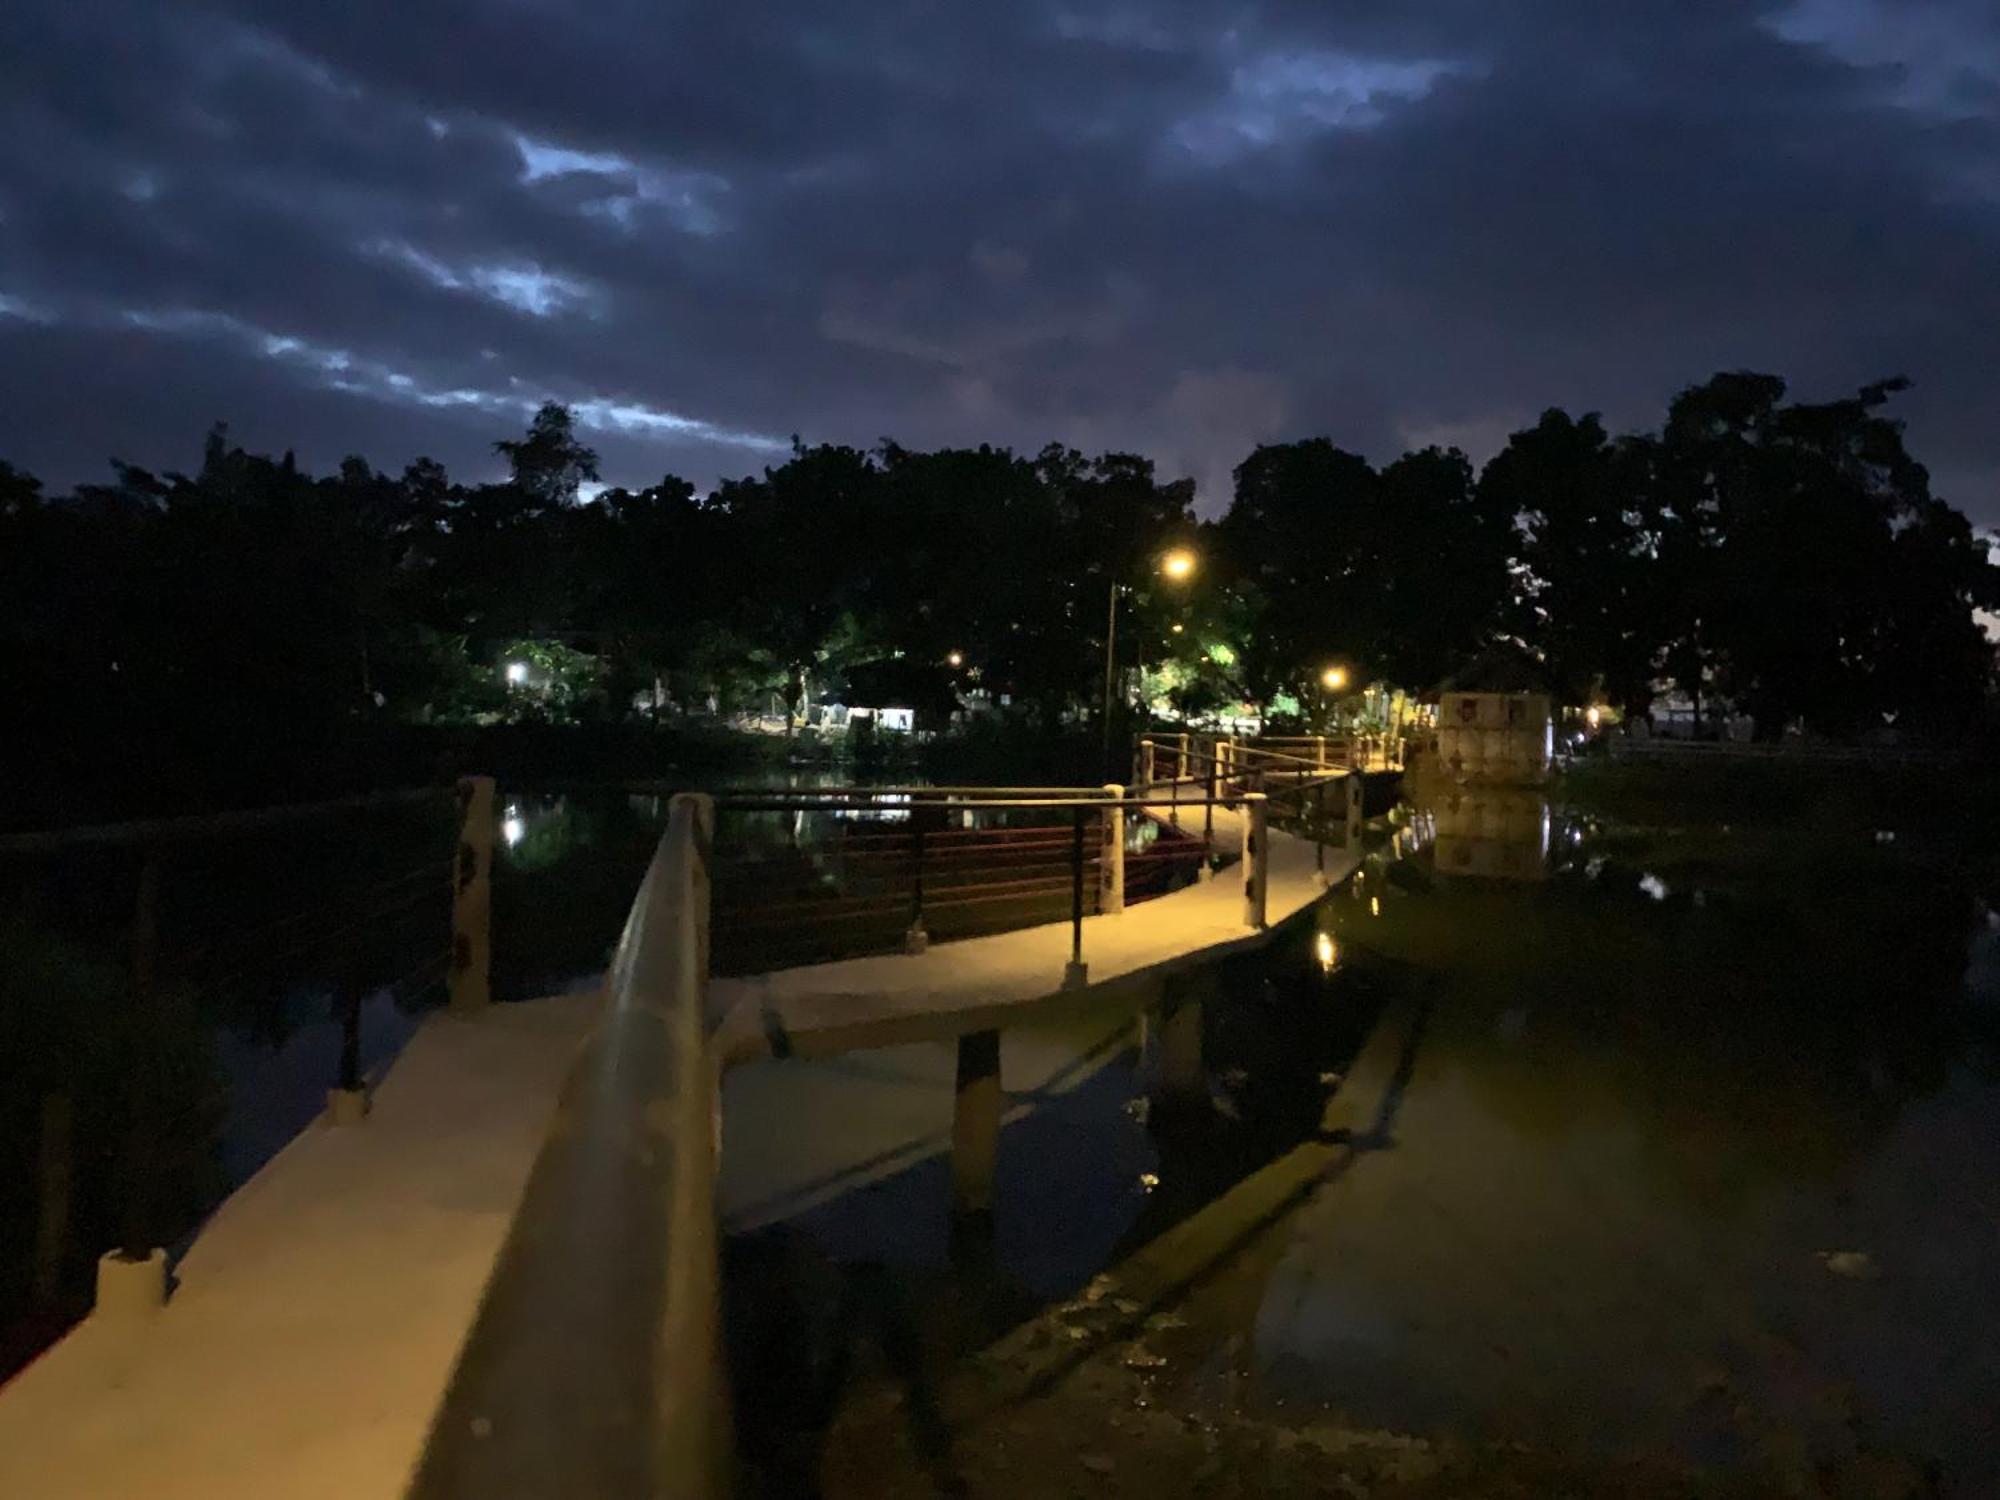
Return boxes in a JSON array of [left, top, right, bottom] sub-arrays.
[[0, 735, 1398, 1499]]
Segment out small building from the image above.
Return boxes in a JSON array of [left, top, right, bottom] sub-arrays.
[[1431, 647, 1556, 785]]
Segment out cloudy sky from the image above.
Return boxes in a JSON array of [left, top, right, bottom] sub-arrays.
[[2, 0, 1996, 517]]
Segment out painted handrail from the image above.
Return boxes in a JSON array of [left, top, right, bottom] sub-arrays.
[[406, 792, 725, 1500]]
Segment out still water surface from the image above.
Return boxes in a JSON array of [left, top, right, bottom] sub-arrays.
[[721, 778, 2000, 1491]]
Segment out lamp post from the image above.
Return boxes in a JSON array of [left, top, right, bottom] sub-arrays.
[[1319, 664, 1348, 737], [1102, 547, 1196, 774]]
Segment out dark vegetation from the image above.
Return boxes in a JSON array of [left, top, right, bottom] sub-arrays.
[[3, 369, 1995, 828]]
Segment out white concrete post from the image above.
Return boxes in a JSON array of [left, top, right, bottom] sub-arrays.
[[1139, 739, 1156, 788], [1099, 784, 1125, 915], [1243, 789, 1269, 929], [1315, 735, 1327, 769], [450, 775, 496, 1012]]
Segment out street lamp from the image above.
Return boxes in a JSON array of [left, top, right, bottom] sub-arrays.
[[946, 650, 964, 669], [1102, 545, 1198, 772], [1320, 665, 1348, 692]]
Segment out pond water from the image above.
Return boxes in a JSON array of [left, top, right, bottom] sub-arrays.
[[717, 773, 2000, 1495]]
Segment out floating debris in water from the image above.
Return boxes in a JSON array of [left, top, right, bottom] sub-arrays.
[[1138, 1171, 1160, 1193], [1817, 1250, 1879, 1279]]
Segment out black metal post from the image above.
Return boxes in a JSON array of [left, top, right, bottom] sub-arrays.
[[1204, 755, 1216, 865], [1070, 806, 1086, 964], [120, 851, 160, 1262], [910, 818, 926, 931], [1315, 781, 1326, 881], [338, 986, 362, 1093]]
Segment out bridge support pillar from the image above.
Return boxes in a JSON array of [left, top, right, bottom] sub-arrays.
[[1146, 968, 1213, 1110], [450, 775, 496, 1012], [1099, 786, 1125, 915], [952, 1029, 1003, 1223], [1345, 773, 1364, 846]]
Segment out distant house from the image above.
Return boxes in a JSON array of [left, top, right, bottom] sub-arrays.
[[1429, 645, 1558, 785]]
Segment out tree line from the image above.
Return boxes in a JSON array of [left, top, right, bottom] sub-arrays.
[[4, 369, 1995, 816]]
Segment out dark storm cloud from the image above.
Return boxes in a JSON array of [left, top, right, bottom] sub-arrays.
[[1, 0, 1996, 516]]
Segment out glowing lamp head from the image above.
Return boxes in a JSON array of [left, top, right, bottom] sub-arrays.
[[1321, 666, 1348, 692], [1170, 622, 1184, 634], [505, 660, 529, 685], [946, 650, 964, 669], [1160, 547, 1197, 582], [1586, 705, 1602, 727]]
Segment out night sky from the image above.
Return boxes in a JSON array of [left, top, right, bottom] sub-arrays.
[[2, 1, 1996, 517]]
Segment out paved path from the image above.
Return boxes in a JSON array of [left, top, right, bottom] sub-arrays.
[[0, 992, 604, 1500], [713, 791, 1358, 1060]]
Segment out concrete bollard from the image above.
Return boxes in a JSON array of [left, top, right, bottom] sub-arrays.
[[951, 1030, 1003, 1221], [94, 1247, 167, 1322], [1099, 785, 1126, 915], [450, 776, 496, 1012], [1242, 790, 1269, 929]]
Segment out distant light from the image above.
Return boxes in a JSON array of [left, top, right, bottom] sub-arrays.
[[1585, 705, 1602, 728], [946, 650, 964, 668], [502, 816, 525, 847], [1370, 896, 1381, 917], [1321, 666, 1348, 691], [1639, 873, 1668, 901], [1171, 622, 1185, 634], [505, 660, 529, 685], [1161, 547, 1197, 582], [1314, 930, 1338, 972]]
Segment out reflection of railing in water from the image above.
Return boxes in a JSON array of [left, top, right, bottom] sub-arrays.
[[0, 789, 461, 1373]]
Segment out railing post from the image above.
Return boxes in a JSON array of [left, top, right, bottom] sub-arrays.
[[1139, 739, 1156, 788], [1314, 781, 1328, 889], [1099, 785, 1125, 915], [905, 816, 929, 954], [1203, 753, 1217, 872], [1063, 807, 1089, 989], [1346, 770, 1364, 845], [327, 983, 368, 1125], [33, 1091, 73, 1308], [100, 851, 166, 1321], [1177, 731, 1190, 780], [1242, 788, 1269, 929], [1316, 734, 1327, 769], [450, 775, 496, 1012]]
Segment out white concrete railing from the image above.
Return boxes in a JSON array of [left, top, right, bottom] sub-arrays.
[[407, 792, 725, 1500]]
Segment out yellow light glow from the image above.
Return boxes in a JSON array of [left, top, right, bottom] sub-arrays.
[[1314, 930, 1338, 972], [1161, 547, 1197, 582], [1370, 896, 1381, 917], [946, 650, 964, 668], [1170, 622, 1185, 634], [1321, 666, 1348, 691], [1586, 705, 1602, 727]]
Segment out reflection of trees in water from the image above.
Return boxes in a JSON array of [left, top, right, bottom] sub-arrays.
[[1344, 785, 1986, 1210], [0, 909, 222, 1366]]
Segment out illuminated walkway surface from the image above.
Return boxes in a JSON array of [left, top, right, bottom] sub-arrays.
[[714, 795, 1358, 1058], [0, 799, 1355, 1500]]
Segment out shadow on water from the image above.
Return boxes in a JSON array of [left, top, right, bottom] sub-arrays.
[[717, 923, 1415, 1496]]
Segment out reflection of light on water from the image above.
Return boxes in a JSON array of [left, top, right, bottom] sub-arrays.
[[1369, 896, 1381, 917], [1315, 930, 1339, 972], [1639, 873, 1668, 901]]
